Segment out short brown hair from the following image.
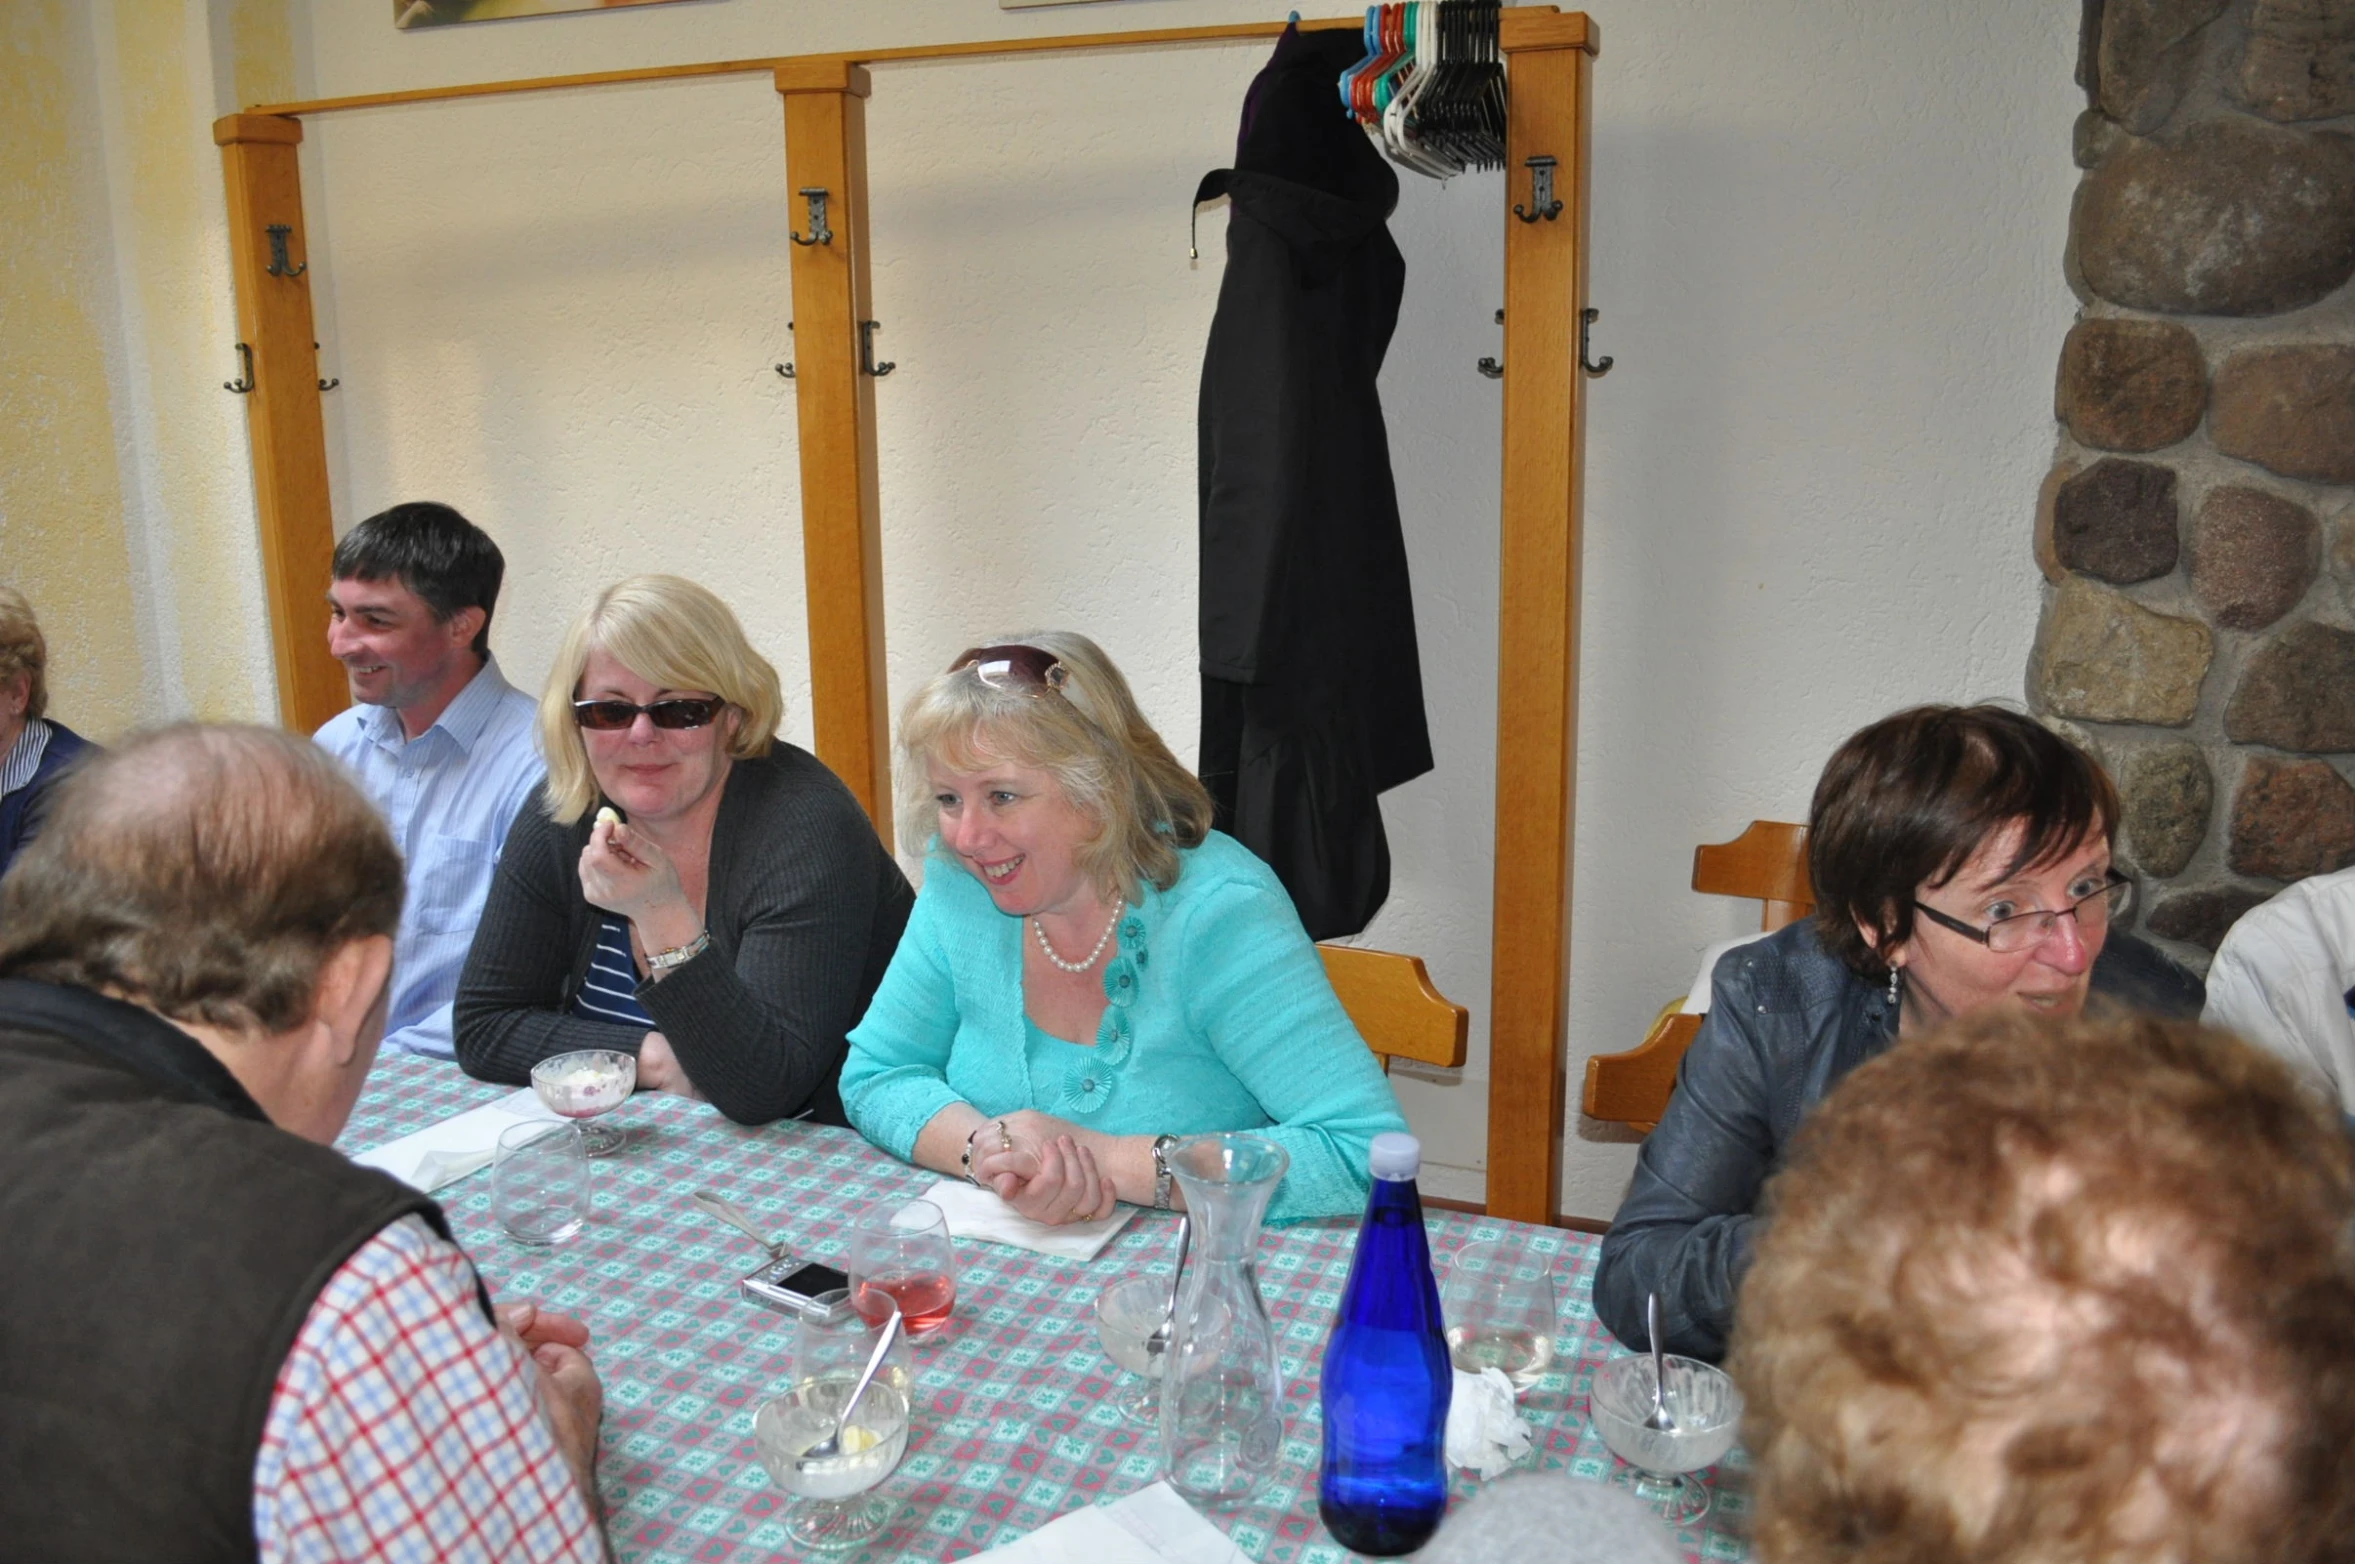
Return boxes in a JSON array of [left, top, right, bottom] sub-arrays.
[[1735, 1010, 2355, 1564], [0, 585, 49, 721], [895, 631, 1212, 904], [0, 724, 404, 1034], [1809, 705, 2118, 980]]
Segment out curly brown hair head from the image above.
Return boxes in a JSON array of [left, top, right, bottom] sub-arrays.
[[1733, 1009, 2355, 1564], [0, 724, 403, 1035]]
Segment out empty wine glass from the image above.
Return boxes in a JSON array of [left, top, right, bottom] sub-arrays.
[[530, 1048, 635, 1157], [846, 1198, 958, 1338], [752, 1306, 914, 1550], [1439, 1234, 1560, 1392]]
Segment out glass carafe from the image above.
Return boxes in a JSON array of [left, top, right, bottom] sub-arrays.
[[1159, 1132, 1290, 1507]]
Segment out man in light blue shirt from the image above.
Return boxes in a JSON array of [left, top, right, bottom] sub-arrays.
[[314, 503, 543, 1058]]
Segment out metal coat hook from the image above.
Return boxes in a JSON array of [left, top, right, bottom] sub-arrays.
[[265, 224, 307, 276], [860, 320, 894, 378], [1512, 155, 1563, 223], [790, 188, 833, 247], [1477, 307, 1503, 379], [775, 320, 796, 379], [224, 342, 255, 394], [314, 341, 338, 392], [1581, 307, 1614, 377]]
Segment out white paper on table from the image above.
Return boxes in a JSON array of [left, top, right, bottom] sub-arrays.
[[964, 1481, 1255, 1564], [910, 1178, 1134, 1261], [349, 1088, 561, 1192], [1445, 1365, 1535, 1478]]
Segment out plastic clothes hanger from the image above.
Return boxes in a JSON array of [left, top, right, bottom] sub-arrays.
[[1385, 2, 1459, 177], [1339, 7, 1384, 123]]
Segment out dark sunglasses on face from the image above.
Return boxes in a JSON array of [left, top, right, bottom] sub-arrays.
[[571, 696, 727, 731], [949, 643, 1069, 692]]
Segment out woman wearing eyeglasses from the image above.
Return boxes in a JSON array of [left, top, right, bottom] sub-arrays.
[[1592, 704, 2204, 1363], [453, 576, 914, 1126], [838, 631, 1408, 1225]]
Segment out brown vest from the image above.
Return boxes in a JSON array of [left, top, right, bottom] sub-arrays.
[[0, 980, 462, 1563]]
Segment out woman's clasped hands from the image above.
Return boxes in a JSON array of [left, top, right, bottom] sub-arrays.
[[970, 1109, 1121, 1226]]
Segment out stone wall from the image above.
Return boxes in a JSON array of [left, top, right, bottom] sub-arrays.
[[2032, 0, 2355, 962]]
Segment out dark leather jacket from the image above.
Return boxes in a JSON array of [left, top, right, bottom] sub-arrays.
[[1591, 919, 2204, 1361]]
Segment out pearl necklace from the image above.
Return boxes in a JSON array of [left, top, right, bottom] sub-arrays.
[[1032, 903, 1123, 973]]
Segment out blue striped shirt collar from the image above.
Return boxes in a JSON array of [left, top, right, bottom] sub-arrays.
[[0, 717, 52, 799], [357, 656, 520, 756]]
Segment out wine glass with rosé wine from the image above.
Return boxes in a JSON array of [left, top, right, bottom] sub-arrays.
[[846, 1198, 958, 1338], [530, 1049, 636, 1157]]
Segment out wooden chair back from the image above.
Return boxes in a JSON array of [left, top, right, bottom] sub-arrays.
[[1690, 819, 1813, 933], [1581, 822, 1814, 1132], [1318, 944, 1469, 1072]]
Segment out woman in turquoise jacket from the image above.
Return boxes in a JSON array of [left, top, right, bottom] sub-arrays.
[[841, 632, 1407, 1225]]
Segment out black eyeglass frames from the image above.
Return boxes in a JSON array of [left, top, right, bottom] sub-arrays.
[[1912, 873, 2132, 954], [571, 696, 727, 732]]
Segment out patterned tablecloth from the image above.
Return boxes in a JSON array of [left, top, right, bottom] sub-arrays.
[[340, 1052, 1751, 1562]]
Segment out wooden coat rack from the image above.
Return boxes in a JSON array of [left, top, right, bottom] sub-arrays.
[[215, 9, 1597, 1226]]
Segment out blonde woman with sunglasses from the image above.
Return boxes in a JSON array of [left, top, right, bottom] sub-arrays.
[[453, 576, 913, 1126], [839, 631, 1407, 1225]]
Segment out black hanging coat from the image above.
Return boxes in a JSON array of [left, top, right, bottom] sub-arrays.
[[1194, 23, 1433, 941]]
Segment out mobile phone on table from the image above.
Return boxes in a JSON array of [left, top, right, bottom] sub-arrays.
[[740, 1255, 855, 1322]]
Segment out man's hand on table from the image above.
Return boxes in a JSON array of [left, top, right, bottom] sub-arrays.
[[973, 1109, 1120, 1226], [498, 1302, 606, 1521]]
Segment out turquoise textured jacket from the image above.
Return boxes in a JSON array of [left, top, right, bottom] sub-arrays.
[[841, 831, 1408, 1222]]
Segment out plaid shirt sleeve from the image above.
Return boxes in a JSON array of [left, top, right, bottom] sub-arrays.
[[252, 1214, 604, 1564]]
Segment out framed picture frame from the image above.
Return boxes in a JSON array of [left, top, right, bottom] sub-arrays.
[[396, 0, 703, 30]]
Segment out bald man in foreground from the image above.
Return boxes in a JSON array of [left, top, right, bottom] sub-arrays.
[[0, 724, 605, 1561]]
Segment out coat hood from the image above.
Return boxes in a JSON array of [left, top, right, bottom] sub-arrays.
[[1192, 23, 1398, 273]]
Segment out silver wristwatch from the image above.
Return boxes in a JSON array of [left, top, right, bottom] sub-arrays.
[[1150, 1133, 1180, 1210]]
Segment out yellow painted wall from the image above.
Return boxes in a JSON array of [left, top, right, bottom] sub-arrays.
[[0, 0, 291, 741], [0, 1, 147, 739]]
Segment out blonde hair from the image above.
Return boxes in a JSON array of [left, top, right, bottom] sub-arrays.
[[0, 586, 49, 720], [896, 630, 1212, 904], [538, 575, 783, 824]]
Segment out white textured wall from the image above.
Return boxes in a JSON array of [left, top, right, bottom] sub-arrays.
[[295, 0, 2083, 1218]]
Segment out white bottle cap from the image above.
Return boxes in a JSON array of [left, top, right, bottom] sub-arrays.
[[1368, 1131, 1421, 1181]]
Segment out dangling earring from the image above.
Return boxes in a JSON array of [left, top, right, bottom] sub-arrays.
[[1887, 965, 1902, 1006]]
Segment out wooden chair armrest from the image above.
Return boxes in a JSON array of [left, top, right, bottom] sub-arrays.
[[1582, 1000, 1701, 1133]]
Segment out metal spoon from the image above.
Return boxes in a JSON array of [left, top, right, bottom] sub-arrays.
[[1643, 1292, 1678, 1432], [693, 1188, 786, 1260], [1143, 1213, 1192, 1361], [798, 1305, 903, 1467]]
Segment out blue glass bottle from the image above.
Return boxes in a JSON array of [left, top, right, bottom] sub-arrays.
[[1318, 1131, 1452, 1555]]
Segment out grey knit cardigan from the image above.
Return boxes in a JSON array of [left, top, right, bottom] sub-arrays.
[[453, 744, 913, 1127]]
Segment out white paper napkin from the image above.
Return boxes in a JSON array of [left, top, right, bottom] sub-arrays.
[[964, 1481, 1254, 1563], [350, 1088, 561, 1192], [1444, 1365, 1535, 1478], [912, 1178, 1134, 1262]]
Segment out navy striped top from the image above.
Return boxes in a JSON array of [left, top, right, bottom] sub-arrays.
[[574, 916, 655, 1029]]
